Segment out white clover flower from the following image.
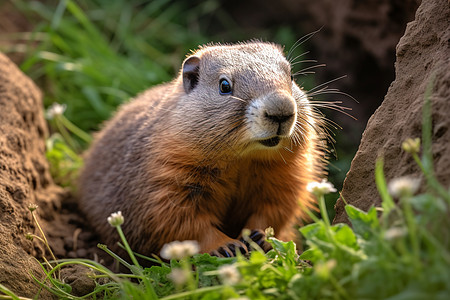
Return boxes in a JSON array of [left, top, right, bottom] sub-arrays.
[[107, 211, 124, 227], [384, 227, 408, 240], [167, 268, 189, 286], [388, 176, 421, 198], [218, 264, 240, 285], [45, 103, 67, 119], [28, 203, 38, 212], [306, 179, 337, 197], [160, 240, 200, 260], [402, 138, 421, 154]]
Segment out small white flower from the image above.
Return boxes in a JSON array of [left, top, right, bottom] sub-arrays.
[[218, 264, 240, 285], [45, 103, 67, 119], [107, 211, 124, 227], [306, 179, 337, 197], [388, 176, 421, 198], [160, 240, 200, 260], [28, 203, 38, 212], [384, 227, 408, 240], [167, 268, 189, 286]]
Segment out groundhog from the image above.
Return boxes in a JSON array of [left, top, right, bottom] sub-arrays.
[[78, 41, 326, 258]]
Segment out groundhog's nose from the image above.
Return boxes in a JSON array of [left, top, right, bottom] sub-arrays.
[[263, 92, 297, 136], [264, 112, 295, 125]]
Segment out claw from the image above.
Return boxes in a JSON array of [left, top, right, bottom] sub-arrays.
[[250, 230, 264, 241], [241, 229, 273, 253], [211, 240, 249, 257]]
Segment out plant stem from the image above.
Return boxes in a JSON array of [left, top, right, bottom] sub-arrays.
[[182, 259, 197, 292], [115, 226, 158, 299], [58, 114, 92, 143], [31, 211, 58, 268], [412, 153, 450, 203], [115, 225, 140, 268], [318, 194, 336, 245], [54, 116, 78, 151], [318, 195, 331, 228], [97, 243, 133, 270], [0, 283, 24, 300], [329, 274, 351, 300], [401, 196, 421, 272]]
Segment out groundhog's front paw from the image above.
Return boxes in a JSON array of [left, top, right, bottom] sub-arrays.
[[210, 240, 249, 258], [241, 229, 273, 253]]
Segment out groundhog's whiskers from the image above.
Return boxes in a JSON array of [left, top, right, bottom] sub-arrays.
[[307, 88, 356, 101], [276, 149, 288, 164], [292, 64, 326, 77], [306, 76, 348, 93], [283, 146, 294, 154], [286, 28, 321, 62], [307, 87, 357, 110], [300, 109, 338, 145], [309, 101, 355, 120], [290, 126, 306, 146], [290, 59, 317, 68]]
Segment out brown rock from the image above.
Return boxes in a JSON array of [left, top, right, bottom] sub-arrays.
[[334, 0, 450, 223], [59, 265, 96, 297]]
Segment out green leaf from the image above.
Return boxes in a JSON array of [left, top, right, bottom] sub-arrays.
[[410, 194, 446, 215], [346, 205, 379, 239], [249, 250, 267, 265], [375, 156, 395, 214], [144, 265, 174, 297], [268, 237, 297, 256], [299, 248, 324, 262], [299, 222, 325, 240], [332, 223, 358, 249], [421, 77, 434, 174]]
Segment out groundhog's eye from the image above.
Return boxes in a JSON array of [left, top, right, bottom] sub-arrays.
[[219, 78, 232, 95]]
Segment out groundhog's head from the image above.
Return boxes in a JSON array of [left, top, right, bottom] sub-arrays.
[[174, 41, 317, 161]]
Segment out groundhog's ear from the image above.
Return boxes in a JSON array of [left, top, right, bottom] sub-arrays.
[[182, 56, 200, 93]]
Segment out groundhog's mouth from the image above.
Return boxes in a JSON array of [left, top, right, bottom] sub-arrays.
[[259, 136, 280, 147]]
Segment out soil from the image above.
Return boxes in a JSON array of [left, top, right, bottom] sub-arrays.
[[0, 0, 448, 297], [0, 52, 105, 297]]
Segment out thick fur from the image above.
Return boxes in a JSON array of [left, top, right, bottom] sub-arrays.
[[78, 42, 326, 256]]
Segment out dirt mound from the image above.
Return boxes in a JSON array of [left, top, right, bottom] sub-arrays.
[[334, 0, 450, 223], [0, 53, 103, 297], [0, 53, 58, 297]]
